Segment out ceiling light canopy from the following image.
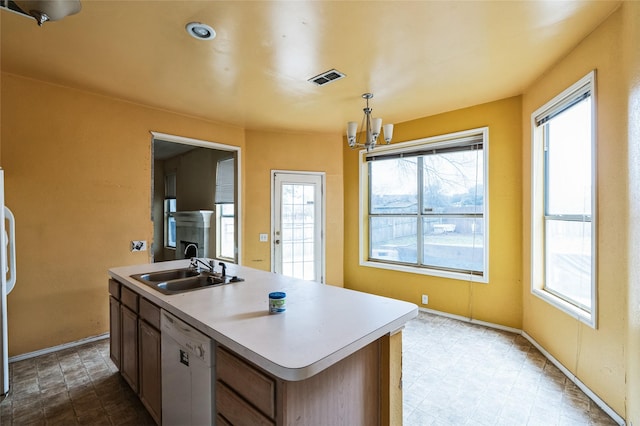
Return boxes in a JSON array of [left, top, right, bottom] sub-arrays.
[[185, 22, 216, 40], [347, 93, 393, 152]]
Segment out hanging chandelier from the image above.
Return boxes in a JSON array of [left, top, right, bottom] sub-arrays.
[[12, 0, 81, 26], [346, 93, 393, 152]]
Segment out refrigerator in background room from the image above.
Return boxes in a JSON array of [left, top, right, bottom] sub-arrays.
[[0, 168, 17, 396]]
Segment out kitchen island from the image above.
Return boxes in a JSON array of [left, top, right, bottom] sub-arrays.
[[109, 259, 417, 425]]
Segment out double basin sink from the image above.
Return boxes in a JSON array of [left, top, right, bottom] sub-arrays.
[[131, 267, 242, 295]]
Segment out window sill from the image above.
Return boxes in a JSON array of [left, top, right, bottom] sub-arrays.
[[360, 259, 488, 284], [531, 287, 596, 328]]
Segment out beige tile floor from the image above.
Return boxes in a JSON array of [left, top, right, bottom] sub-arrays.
[[0, 311, 619, 425], [402, 312, 618, 425]]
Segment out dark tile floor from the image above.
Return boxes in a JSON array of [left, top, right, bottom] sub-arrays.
[[0, 311, 619, 425], [0, 339, 154, 425]]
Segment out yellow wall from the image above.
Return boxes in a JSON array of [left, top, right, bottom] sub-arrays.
[[0, 73, 246, 355], [522, 7, 627, 417], [0, 72, 345, 355], [343, 96, 523, 329], [243, 129, 344, 287], [624, 1, 640, 423]]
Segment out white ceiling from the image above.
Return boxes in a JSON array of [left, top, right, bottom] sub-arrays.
[[0, 1, 621, 134]]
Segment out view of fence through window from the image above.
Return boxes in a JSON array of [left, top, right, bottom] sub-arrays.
[[368, 143, 484, 275]]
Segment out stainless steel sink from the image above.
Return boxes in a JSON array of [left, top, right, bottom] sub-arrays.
[[130, 268, 241, 295], [137, 268, 200, 282]]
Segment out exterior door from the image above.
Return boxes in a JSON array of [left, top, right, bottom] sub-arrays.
[[272, 171, 325, 283]]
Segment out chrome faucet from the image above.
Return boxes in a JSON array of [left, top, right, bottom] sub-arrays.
[[190, 257, 215, 273], [184, 243, 198, 258]]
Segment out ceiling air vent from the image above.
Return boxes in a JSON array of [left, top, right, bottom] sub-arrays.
[[308, 69, 346, 86]]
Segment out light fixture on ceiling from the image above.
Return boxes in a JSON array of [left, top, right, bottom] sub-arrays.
[[346, 93, 393, 152], [12, 0, 81, 26], [186, 22, 216, 40]]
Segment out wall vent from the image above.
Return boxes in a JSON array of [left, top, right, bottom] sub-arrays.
[[308, 69, 346, 86]]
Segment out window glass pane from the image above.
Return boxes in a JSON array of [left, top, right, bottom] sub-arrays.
[[370, 158, 418, 214], [220, 203, 234, 216], [165, 198, 176, 248], [422, 149, 483, 214], [219, 215, 234, 259], [545, 219, 592, 310], [546, 97, 592, 216], [167, 216, 176, 248], [423, 217, 483, 273], [370, 217, 417, 263]]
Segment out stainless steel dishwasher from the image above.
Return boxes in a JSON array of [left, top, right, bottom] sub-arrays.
[[161, 310, 214, 425]]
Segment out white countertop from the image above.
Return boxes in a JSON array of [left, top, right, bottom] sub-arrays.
[[109, 259, 418, 381]]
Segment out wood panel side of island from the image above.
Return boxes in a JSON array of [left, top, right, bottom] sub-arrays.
[[381, 330, 404, 426]]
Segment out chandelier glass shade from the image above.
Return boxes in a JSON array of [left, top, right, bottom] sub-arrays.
[[346, 93, 393, 152]]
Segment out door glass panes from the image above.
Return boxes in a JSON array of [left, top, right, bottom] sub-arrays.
[[281, 183, 316, 280]]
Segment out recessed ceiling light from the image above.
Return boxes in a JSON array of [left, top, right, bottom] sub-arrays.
[[186, 22, 216, 40]]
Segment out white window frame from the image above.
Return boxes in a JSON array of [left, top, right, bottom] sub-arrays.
[[359, 127, 489, 283], [530, 70, 597, 328]]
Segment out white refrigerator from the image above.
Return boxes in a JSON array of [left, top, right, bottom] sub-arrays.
[[0, 168, 16, 396]]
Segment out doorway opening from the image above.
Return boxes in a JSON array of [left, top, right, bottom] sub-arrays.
[[150, 132, 241, 264]]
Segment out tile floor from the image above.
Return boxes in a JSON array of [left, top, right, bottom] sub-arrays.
[[0, 340, 154, 425], [402, 312, 617, 425], [0, 311, 618, 425]]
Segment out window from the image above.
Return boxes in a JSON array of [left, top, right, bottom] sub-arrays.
[[215, 157, 235, 260], [361, 128, 488, 282], [531, 71, 596, 327], [164, 173, 176, 249]]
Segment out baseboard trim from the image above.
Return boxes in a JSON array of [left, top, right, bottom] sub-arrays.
[[418, 307, 625, 425], [8, 333, 110, 363]]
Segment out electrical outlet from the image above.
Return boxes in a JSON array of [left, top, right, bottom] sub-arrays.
[[421, 294, 428, 304], [131, 240, 147, 252], [259, 233, 268, 242]]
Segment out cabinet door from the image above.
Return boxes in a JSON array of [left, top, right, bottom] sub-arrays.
[[109, 297, 121, 369], [139, 320, 162, 425], [121, 305, 139, 392]]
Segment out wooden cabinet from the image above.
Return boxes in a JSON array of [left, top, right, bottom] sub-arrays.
[[109, 279, 161, 424], [215, 340, 382, 426], [216, 346, 275, 425], [139, 299, 162, 424], [120, 286, 139, 392]]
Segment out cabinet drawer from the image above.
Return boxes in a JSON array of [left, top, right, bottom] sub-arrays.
[[108, 279, 120, 299], [216, 382, 274, 426], [139, 298, 160, 330], [121, 286, 139, 313], [216, 347, 275, 419]]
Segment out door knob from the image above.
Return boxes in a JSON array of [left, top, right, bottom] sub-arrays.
[[275, 239, 280, 244]]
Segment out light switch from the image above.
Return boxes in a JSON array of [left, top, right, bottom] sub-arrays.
[[259, 234, 268, 242]]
